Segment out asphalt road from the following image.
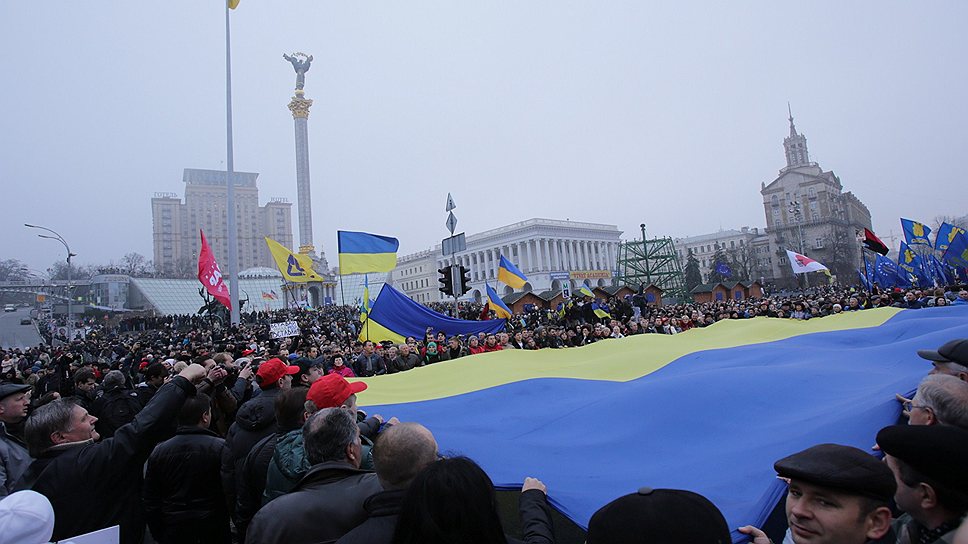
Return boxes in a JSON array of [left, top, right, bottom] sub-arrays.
[[0, 307, 43, 349]]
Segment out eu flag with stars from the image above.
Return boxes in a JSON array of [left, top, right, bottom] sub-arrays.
[[715, 262, 733, 278], [873, 254, 899, 288]]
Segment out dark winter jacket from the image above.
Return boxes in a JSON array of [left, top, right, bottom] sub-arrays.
[[16, 376, 196, 544], [244, 460, 382, 544], [221, 386, 281, 513], [143, 426, 228, 541], [90, 384, 143, 439], [335, 488, 405, 544], [262, 428, 309, 504]]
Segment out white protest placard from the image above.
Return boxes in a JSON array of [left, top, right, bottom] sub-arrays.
[[269, 320, 301, 339]]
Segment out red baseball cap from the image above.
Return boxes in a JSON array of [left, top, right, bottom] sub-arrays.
[[307, 373, 367, 409], [256, 358, 300, 385]]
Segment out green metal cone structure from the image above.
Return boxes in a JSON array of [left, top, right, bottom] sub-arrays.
[[616, 224, 689, 303]]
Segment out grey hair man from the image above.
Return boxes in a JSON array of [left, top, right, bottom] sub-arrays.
[[244, 407, 382, 544], [16, 363, 206, 544], [337, 423, 439, 544], [905, 374, 968, 428]]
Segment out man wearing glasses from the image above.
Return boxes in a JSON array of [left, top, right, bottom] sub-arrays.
[[902, 375, 968, 428]]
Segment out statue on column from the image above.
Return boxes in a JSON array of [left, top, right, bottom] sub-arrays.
[[283, 52, 313, 90]]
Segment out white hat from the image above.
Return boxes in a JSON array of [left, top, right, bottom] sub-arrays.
[[0, 490, 55, 544]]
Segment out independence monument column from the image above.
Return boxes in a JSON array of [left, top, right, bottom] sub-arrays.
[[285, 52, 316, 257]]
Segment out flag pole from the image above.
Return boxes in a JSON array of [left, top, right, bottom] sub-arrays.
[[364, 274, 370, 342], [338, 272, 346, 307], [225, 1, 240, 326]]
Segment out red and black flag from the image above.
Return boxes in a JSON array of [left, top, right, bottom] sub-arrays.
[[863, 228, 889, 256]]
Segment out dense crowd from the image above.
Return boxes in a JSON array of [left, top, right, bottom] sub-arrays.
[[0, 283, 967, 544]]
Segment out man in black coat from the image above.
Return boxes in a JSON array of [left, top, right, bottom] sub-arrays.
[[16, 363, 207, 544], [337, 422, 439, 544], [144, 392, 229, 544]]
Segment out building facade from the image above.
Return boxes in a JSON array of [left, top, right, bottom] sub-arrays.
[[151, 168, 294, 276], [673, 227, 772, 282], [760, 114, 873, 285], [394, 218, 623, 303]]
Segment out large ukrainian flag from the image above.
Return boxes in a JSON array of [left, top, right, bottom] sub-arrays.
[[352, 306, 968, 542], [361, 284, 506, 343], [338, 231, 399, 275]]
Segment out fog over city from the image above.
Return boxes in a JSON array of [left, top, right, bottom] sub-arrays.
[[2, 2, 966, 271]]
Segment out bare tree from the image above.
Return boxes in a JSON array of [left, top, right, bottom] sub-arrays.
[[0, 259, 30, 281]]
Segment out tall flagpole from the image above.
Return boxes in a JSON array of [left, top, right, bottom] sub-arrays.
[[225, 1, 240, 325]]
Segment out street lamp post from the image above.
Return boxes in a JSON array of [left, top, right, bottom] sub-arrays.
[[25, 224, 76, 342], [787, 201, 808, 288]]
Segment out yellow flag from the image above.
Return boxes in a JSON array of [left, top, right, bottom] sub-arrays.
[[265, 237, 321, 283], [228, 0, 240, 9]]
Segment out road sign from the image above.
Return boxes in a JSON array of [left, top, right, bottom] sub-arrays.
[[441, 233, 466, 256], [562, 284, 571, 299], [446, 212, 458, 235], [445, 193, 456, 212]]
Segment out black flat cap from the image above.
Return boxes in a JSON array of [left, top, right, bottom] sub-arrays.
[[0, 383, 31, 401], [876, 424, 968, 490], [586, 488, 731, 544], [774, 444, 896, 502], [917, 338, 968, 366]]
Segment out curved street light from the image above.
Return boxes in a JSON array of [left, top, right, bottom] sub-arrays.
[[25, 224, 76, 342]]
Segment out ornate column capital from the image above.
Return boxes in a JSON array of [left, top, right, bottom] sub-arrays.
[[288, 95, 313, 119]]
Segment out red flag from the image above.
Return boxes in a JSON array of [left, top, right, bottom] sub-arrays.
[[198, 230, 232, 310], [863, 228, 889, 256], [479, 302, 490, 320]]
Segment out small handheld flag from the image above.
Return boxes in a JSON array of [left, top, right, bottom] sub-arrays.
[[497, 256, 528, 289]]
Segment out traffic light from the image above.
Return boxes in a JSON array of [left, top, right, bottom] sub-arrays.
[[438, 267, 453, 297], [457, 265, 471, 295]]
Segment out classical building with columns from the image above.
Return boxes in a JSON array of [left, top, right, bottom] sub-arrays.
[[393, 218, 623, 303]]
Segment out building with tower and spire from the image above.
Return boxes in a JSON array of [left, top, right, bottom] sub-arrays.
[[760, 106, 873, 286], [284, 51, 337, 306]]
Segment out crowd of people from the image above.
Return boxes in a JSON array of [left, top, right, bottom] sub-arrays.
[[0, 282, 967, 544]]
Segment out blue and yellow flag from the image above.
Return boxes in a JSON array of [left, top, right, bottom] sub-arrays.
[[497, 256, 528, 289], [900, 218, 932, 246], [355, 306, 968, 538], [485, 282, 513, 319], [228, 0, 240, 9], [265, 237, 321, 282], [941, 230, 968, 269], [337, 231, 399, 275], [578, 285, 595, 298], [361, 284, 504, 343], [591, 301, 611, 319], [935, 222, 966, 253], [898, 242, 930, 287]]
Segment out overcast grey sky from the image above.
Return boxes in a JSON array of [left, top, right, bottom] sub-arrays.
[[2, 2, 966, 272]]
